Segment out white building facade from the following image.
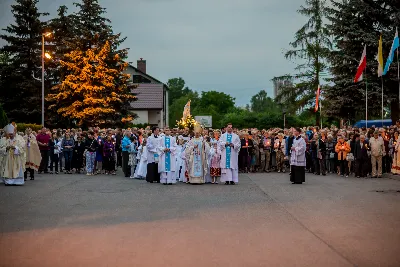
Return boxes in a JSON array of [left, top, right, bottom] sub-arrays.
[[124, 59, 169, 128]]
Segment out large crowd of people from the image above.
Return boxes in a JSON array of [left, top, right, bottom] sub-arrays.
[[0, 120, 397, 186]]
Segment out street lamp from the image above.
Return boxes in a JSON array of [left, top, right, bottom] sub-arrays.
[[42, 32, 52, 127], [283, 108, 287, 129]]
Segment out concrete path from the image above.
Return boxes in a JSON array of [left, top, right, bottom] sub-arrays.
[[0, 171, 399, 267]]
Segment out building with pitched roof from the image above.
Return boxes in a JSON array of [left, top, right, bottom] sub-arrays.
[[124, 58, 169, 127]]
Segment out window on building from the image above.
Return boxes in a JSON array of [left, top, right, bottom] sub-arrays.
[[132, 75, 151, 83]]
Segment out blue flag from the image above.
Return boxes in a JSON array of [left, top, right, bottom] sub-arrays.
[[383, 28, 399, 75]]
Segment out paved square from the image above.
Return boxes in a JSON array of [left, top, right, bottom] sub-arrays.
[[1, 172, 400, 267]]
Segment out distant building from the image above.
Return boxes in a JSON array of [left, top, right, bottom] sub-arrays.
[[124, 59, 169, 127], [273, 78, 293, 101]]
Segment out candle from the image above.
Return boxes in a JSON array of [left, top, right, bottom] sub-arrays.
[[246, 140, 248, 147]]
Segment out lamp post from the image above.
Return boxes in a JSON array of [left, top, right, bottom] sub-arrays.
[[283, 108, 287, 129], [42, 32, 52, 127]]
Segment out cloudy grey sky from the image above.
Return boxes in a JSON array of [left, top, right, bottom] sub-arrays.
[[0, 0, 303, 106]]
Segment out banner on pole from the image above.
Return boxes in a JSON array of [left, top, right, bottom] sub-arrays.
[[195, 116, 212, 127]]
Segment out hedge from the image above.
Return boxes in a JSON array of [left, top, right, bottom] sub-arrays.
[[16, 123, 43, 133]]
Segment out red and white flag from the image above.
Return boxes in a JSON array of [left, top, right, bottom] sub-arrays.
[[354, 45, 367, 83], [314, 85, 320, 112]]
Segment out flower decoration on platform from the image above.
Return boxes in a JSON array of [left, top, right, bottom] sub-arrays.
[[176, 114, 198, 130]]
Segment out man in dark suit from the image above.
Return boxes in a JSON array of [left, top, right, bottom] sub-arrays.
[[354, 134, 370, 178]]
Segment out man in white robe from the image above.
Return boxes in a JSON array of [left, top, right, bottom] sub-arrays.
[[158, 128, 178, 185], [219, 123, 241, 185], [175, 136, 187, 182], [146, 126, 162, 183], [0, 124, 26, 185], [24, 128, 41, 181], [185, 125, 210, 184], [290, 127, 306, 184]]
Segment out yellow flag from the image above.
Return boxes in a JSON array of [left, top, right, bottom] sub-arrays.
[[378, 34, 384, 77]]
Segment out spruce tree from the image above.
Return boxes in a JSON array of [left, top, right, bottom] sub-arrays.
[[47, 0, 135, 127], [48, 5, 76, 80], [45, 5, 77, 126], [276, 0, 332, 125], [326, 0, 400, 122], [0, 0, 48, 123], [47, 37, 136, 127]]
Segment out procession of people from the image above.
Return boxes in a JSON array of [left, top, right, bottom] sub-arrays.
[[2, 118, 398, 186]]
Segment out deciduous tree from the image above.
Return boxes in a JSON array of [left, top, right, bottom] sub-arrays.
[[250, 90, 279, 113], [47, 38, 136, 127], [276, 0, 332, 125]]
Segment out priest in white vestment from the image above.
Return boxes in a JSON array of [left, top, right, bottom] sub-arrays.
[[0, 124, 26, 185], [146, 127, 162, 183], [24, 128, 41, 180], [158, 128, 178, 185], [219, 123, 241, 185], [185, 125, 210, 184]]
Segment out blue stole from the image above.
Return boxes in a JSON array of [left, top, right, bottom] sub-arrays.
[[193, 139, 203, 177], [226, 134, 232, 168], [165, 137, 171, 172]]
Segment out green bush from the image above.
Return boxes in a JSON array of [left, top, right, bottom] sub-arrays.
[[16, 123, 42, 133], [125, 123, 150, 129]]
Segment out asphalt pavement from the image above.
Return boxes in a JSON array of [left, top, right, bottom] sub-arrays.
[[0, 170, 399, 267]]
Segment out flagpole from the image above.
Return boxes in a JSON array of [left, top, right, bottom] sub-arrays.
[[382, 76, 384, 126], [365, 70, 368, 128], [320, 98, 322, 129], [398, 48, 400, 109]]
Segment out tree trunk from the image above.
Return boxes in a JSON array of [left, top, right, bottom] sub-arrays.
[[390, 100, 399, 124]]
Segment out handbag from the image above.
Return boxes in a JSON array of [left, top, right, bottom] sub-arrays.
[[346, 152, 354, 161]]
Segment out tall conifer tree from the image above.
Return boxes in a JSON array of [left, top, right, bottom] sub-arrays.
[[0, 0, 48, 123], [276, 0, 332, 125], [47, 0, 136, 127], [326, 0, 400, 122]]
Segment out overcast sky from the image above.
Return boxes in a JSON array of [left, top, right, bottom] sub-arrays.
[[0, 0, 303, 106]]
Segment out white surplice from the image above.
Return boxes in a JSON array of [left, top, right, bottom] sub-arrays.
[[219, 132, 241, 183], [134, 146, 147, 179], [158, 135, 178, 184], [175, 144, 187, 182], [146, 134, 162, 164]]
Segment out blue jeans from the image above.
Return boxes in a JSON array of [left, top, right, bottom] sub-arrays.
[[86, 151, 96, 174], [63, 151, 73, 171]]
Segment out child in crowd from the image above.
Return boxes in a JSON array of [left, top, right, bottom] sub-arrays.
[[176, 136, 188, 182], [129, 136, 138, 179], [209, 141, 221, 184], [134, 139, 147, 179]]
